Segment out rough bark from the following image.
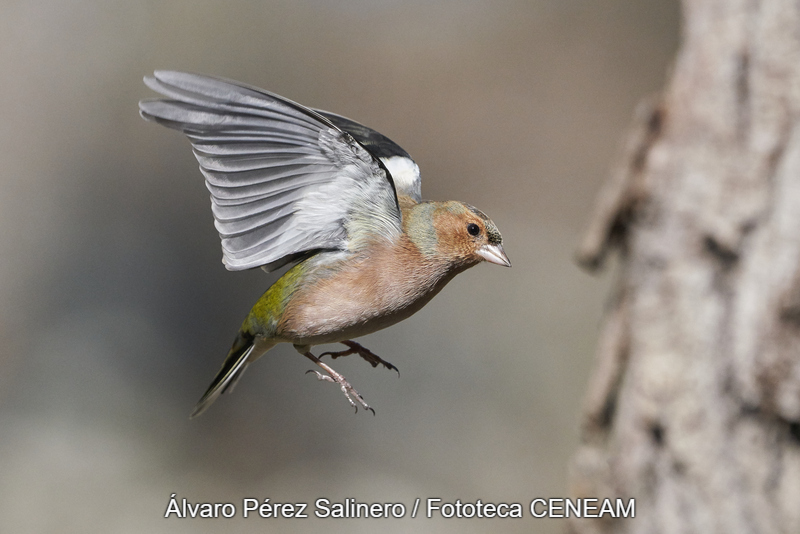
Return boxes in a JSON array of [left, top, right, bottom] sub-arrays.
[[569, 1, 800, 533]]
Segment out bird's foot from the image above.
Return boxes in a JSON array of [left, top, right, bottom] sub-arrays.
[[303, 352, 375, 414], [320, 340, 399, 375]]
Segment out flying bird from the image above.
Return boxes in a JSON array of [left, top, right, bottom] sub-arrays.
[[139, 71, 510, 417]]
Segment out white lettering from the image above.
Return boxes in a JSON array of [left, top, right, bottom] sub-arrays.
[[530, 498, 547, 518], [164, 494, 182, 518], [584, 498, 598, 518], [617, 498, 635, 517]]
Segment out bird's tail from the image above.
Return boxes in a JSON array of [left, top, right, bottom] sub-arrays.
[[190, 331, 267, 418]]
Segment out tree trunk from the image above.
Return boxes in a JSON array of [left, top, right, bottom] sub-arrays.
[[569, 1, 800, 532]]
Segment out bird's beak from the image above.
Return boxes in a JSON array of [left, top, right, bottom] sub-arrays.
[[477, 243, 511, 267]]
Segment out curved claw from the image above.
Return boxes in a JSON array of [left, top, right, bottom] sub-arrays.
[[305, 369, 334, 383]]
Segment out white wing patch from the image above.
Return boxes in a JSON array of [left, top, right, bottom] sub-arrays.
[[381, 155, 421, 201]]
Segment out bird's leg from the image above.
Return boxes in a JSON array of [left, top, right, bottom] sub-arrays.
[[303, 351, 375, 414], [319, 340, 399, 375]]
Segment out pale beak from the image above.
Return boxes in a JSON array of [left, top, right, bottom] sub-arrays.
[[477, 243, 511, 267]]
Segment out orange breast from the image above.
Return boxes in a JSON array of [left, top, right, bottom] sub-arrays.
[[276, 235, 452, 345]]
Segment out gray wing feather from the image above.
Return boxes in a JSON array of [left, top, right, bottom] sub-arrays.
[[140, 71, 402, 271], [315, 110, 422, 202]]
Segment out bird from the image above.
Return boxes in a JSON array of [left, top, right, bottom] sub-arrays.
[[139, 71, 510, 417]]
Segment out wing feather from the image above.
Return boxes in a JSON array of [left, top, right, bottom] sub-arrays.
[[315, 110, 421, 201], [139, 71, 402, 271]]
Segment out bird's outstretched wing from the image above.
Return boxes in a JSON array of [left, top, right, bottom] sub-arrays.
[[139, 71, 402, 272], [314, 111, 421, 202]]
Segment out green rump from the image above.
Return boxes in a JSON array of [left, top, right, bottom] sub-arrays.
[[242, 261, 309, 337]]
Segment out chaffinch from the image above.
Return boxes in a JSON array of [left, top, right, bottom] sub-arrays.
[[139, 71, 510, 417]]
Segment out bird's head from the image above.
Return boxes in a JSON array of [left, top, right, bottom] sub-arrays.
[[405, 201, 511, 269]]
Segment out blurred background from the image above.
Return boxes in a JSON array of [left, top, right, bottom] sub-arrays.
[[0, 1, 678, 532]]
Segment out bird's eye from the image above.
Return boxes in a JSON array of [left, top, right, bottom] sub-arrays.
[[467, 223, 480, 236]]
